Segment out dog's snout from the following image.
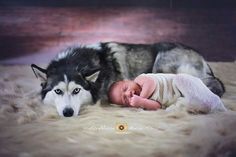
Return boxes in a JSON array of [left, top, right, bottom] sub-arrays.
[[63, 108, 74, 117]]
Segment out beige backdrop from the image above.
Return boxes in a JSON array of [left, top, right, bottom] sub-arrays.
[[0, 62, 236, 157]]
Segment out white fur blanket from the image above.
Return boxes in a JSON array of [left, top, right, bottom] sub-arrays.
[[0, 62, 236, 157]]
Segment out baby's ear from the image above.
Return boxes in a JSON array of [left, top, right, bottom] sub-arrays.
[[31, 64, 47, 82]]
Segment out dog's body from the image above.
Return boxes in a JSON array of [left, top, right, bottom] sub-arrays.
[[32, 42, 225, 117]]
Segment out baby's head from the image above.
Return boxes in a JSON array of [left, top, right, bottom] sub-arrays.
[[108, 80, 141, 106]]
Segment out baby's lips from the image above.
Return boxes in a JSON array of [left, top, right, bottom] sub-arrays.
[[124, 97, 131, 106]]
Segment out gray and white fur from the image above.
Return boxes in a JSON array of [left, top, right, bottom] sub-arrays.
[[31, 42, 225, 117]]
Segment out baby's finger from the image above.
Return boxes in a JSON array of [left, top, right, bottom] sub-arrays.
[[129, 98, 135, 106]]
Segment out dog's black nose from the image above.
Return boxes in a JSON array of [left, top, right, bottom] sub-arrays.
[[63, 108, 74, 117]]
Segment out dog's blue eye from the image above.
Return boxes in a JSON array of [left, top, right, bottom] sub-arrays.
[[54, 89, 63, 95], [72, 88, 81, 95]]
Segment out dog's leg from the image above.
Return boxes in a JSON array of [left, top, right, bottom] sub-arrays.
[[202, 76, 225, 98], [201, 63, 225, 97]]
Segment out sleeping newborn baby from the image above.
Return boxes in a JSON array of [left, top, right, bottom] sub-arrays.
[[108, 73, 227, 113]]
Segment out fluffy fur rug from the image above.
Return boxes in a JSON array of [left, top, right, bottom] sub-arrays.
[[0, 62, 236, 157]]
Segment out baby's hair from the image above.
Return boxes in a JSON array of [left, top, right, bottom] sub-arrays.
[[107, 81, 123, 103]]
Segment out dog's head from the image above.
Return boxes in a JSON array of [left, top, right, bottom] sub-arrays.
[[31, 64, 100, 117]]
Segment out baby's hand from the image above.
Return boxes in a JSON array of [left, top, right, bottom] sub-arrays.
[[130, 95, 142, 107]]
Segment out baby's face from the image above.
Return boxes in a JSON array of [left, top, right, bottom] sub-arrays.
[[109, 80, 141, 106]]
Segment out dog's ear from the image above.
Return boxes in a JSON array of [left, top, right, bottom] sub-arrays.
[[31, 64, 47, 82], [78, 66, 100, 83], [85, 70, 100, 83]]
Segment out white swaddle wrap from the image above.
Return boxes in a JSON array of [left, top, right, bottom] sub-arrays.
[[140, 73, 181, 108], [139, 73, 227, 112]]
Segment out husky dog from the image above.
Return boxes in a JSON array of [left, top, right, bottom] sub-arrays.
[[31, 42, 225, 117]]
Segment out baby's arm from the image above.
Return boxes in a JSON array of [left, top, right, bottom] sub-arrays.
[[134, 75, 156, 98], [130, 95, 161, 110]]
